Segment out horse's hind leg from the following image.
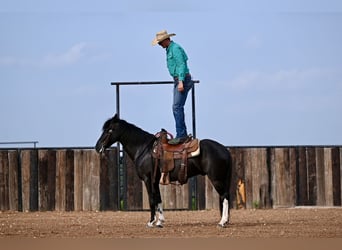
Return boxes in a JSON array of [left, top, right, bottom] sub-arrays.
[[218, 196, 229, 227], [212, 180, 230, 227]]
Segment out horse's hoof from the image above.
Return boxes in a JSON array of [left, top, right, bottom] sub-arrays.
[[217, 222, 227, 228], [146, 222, 154, 228], [156, 220, 164, 228]]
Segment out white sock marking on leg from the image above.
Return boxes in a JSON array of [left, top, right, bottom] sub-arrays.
[[219, 198, 229, 226]]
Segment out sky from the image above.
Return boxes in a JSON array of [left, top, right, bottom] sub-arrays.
[[1, 0, 342, 148]]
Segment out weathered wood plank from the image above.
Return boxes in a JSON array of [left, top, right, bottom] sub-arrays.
[[82, 150, 100, 211], [324, 148, 334, 206], [74, 150, 84, 211], [169, 184, 177, 209], [177, 181, 189, 209], [307, 147, 317, 205], [316, 147, 326, 205], [8, 150, 19, 211], [100, 149, 119, 211], [49, 150, 56, 211], [29, 150, 38, 211], [270, 148, 281, 207], [38, 150, 56, 211], [91, 150, 100, 211], [244, 149, 253, 209], [331, 147, 341, 206], [65, 150, 74, 211], [256, 148, 270, 209], [56, 150, 66, 211], [195, 176, 205, 210], [161, 184, 175, 209], [288, 148, 297, 206], [20, 150, 31, 212], [82, 150, 90, 211], [340, 147, 342, 205], [271, 148, 296, 207], [251, 149, 261, 207], [229, 148, 245, 209], [0, 151, 9, 211], [159, 180, 189, 210], [38, 150, 48, 211], [296, 147, 308, 205], [243, 148, 269, 209]]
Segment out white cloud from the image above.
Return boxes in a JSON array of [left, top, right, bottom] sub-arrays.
[[0, 42, 111, 70], [41, 42, 87, 67]]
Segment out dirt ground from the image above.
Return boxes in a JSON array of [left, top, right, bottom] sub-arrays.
[[0, 208, 342, 238]]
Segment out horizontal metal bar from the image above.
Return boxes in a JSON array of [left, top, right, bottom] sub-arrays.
[[0, 141, 39, 148], [0, 141, 39, 145], [111, 80, 200, 86]]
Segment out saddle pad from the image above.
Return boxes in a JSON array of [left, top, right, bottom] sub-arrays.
[[189, 145, 200, 157]]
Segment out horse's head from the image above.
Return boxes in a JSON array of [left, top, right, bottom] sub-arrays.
[[95, 114, 123, 153]]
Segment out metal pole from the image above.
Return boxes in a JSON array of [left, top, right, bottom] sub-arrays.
[[115, 84, 122, 210], [190, 83, 197, 210], [116, 84, 120, 118], [191, 84, 196, 139]]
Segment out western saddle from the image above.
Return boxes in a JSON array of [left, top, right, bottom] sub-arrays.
[[152, 129, 200, 185]]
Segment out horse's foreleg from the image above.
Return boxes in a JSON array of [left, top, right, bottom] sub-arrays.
[[144, 177, 157, 228], [156, 202, 165, 227], [154, 178, 164, 227], [146, 174, 165, 228], [218, 198, 229, 227], [147, 209, 157, 228]]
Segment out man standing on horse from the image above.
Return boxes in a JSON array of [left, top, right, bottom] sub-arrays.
[[152, 30, 194, 145]]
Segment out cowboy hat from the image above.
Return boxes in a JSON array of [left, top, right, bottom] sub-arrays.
[[151, 30, 176, 46]]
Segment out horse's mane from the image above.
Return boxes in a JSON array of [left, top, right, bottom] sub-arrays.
[[103, 116, 154, 140]]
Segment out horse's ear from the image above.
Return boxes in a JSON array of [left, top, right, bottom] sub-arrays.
[[113, 113, 118, 120]]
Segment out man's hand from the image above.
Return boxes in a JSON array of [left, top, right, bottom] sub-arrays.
[[177, 81, 184, 92]]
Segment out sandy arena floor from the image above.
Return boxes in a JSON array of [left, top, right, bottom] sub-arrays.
[[1, 208, 342, 238]]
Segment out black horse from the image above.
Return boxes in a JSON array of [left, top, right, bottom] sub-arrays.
[[95, 114, 232, 227]]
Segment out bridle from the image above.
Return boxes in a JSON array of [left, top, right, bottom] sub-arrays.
[[98, 129, 113, 153]]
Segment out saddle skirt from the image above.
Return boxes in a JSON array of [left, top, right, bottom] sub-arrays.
[[152, 130, 200, 185]]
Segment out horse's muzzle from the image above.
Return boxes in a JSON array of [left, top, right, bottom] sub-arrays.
[[95, 143, 104, 154]]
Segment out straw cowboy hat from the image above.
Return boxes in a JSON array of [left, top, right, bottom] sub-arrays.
[[151, 30, 176, 45]]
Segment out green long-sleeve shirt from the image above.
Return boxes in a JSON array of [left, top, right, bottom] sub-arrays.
[[166, 41, 190, 81]]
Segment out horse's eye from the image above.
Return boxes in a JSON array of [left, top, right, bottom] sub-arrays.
[[108, 129, 113, 133]]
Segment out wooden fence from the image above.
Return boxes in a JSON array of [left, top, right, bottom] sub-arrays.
[[0, 146, 341, 211]]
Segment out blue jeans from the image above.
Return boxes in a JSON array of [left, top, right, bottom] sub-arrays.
[[173, 74, 194, 138]]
